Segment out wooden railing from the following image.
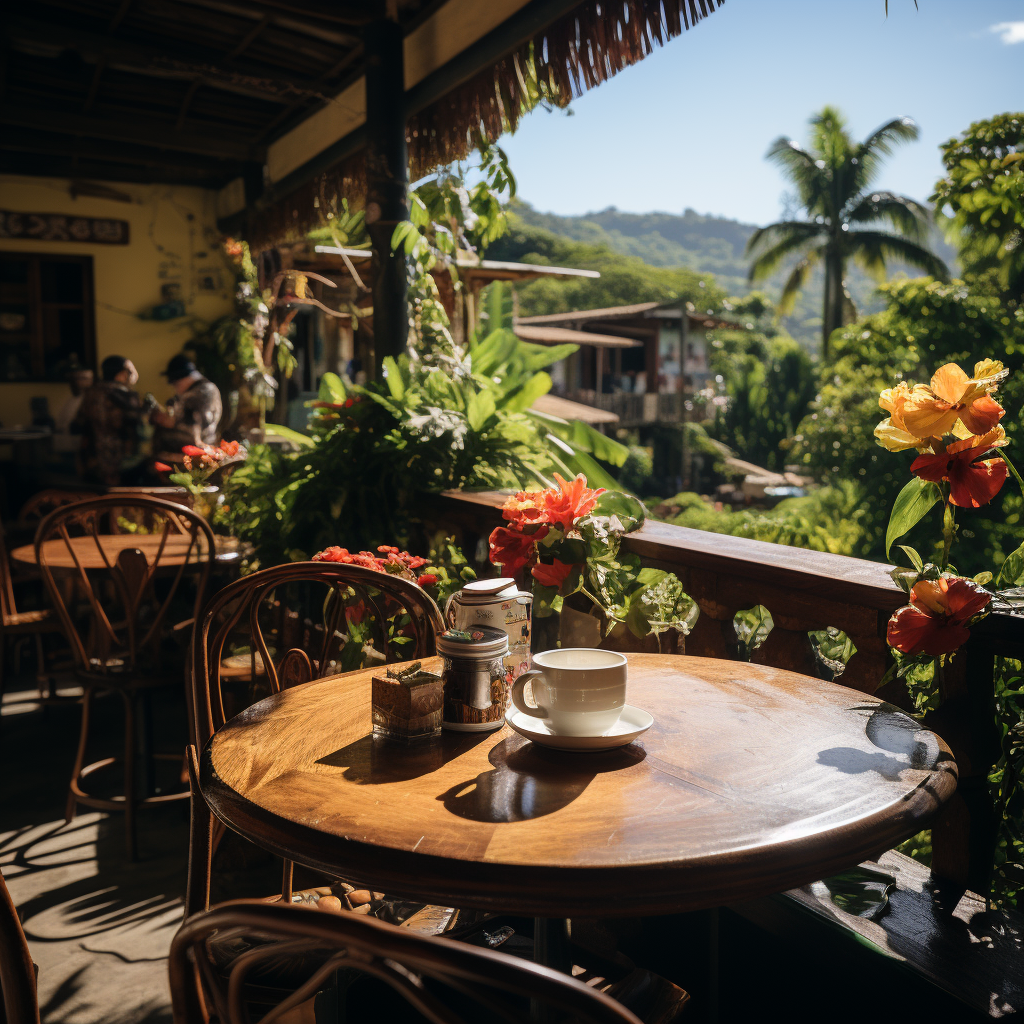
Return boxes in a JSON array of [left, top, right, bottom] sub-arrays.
[[425, 489, 1024, 898]]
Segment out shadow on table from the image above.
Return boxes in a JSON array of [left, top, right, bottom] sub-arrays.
[[316, 729, 493, 783], [437, 734, 647, 824], [817, 706, 954, 781]]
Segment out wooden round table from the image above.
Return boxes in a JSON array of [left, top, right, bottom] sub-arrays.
[[200, 654, 956, 919], [11, 535, 240, 571]]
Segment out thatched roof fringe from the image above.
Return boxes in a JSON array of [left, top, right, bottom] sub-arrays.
[[246, 0, 724, 251]]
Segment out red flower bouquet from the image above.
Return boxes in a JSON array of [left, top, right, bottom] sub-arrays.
[[487, 474, 697, 640]]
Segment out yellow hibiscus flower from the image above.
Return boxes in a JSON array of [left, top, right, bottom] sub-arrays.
[[875, 381, 931, 451]]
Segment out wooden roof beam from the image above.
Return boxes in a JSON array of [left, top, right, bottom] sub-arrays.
[[108, 0, 135, 32], [0, 151, 228, 186], [226, 13, 271, 59], [0, 106, 258, 162], [169, 0, 363, 44], [7, 16, 332, 103], [1, 128, 242, 172]]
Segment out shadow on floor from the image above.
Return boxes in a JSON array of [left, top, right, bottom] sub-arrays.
[[2, 673, 190, 1024]]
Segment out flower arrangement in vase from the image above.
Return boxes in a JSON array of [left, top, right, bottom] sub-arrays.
[[488, 473, 698, 648]]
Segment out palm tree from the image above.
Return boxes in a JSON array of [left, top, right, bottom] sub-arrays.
[[746, 106, 949, 359]]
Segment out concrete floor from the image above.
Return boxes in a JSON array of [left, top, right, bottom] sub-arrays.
[[2, 677, 191, 1024]]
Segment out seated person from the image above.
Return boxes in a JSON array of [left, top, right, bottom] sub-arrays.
[[54, 368, 94, 454], [151, 354, 223, 451], [73, 356, 143, 486]]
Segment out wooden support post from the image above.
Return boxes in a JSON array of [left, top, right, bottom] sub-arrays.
[[364, 15, 409, 376]]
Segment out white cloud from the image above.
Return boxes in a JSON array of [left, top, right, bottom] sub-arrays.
[[990, 21, 1024, 44]]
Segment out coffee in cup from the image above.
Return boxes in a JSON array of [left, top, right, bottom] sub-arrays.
[[510, 648, 627, 737]]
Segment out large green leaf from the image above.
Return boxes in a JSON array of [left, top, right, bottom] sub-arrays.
[[593, 490, 647, 531], [514, 340, 579, 373], [265, 424, 314, 448], [502, 372, 552, 413], [318, 372, 346, 403], [529, 410, 629, 468], [885, 477, 942, 559], [381, 356, 405, 400], [1000, 541, 1024, 587], [466, 390, 496, 432], [469, 329, 519, 377], [545, 436, 621, 490]]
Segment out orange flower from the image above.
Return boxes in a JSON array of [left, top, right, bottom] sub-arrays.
[[218, 439, 242, 457], [531, 559, 577, 589], [910, 428, 1009, 508], [502, 474, 605, 532], [901, 361, 1007, 439], [182, 445, 208, 458], [154, 461, 172, 473], [887, 576, 991, 656]]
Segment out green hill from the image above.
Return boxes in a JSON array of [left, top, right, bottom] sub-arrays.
[[490, 201, 957, 350]]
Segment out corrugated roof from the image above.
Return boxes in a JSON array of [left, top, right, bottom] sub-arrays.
[[517, 302, 746, 332], [517, 302, 662, 325], [513, 325, 641, 349], [531, 393, 619, 425], [458, 259, 600, 280]]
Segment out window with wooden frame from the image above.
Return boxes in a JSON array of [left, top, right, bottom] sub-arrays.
[[0, 252, 96, 382]]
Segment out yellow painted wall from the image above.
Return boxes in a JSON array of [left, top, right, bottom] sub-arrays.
[[0, 175, 233, 427]]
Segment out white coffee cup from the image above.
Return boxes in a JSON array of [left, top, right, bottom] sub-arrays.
[[511, 648, 627, 737]]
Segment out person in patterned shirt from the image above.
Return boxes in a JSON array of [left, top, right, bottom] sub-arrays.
[[151, 354, 223, 450], [73, 356, 143, 485]]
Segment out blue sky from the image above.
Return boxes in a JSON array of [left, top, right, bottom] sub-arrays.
[[499, 0, 1024, 226]]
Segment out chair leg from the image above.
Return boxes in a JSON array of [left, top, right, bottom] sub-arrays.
[[66, 687, 94, 824], [185, 746, 213, 919], [122, 690, 138, 862], [0, 635, 6, 722]]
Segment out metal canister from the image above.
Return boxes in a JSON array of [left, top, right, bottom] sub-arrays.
[[445, 578, 532, 683], [437, 626, 510, 732]]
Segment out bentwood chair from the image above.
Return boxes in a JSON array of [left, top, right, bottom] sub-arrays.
[[0, 867, 40, 1024], [35, 495, 216, 860], [0, 522, 65, 715], [170, 899, 643, 1024], [186, 561, 445, 921]]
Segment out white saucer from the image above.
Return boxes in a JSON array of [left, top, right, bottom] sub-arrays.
[[504, 705, 653, 752]]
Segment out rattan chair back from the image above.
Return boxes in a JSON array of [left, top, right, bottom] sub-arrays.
[[34, 495, 216, 679], [190, 561, 444, 750], [169, 900, 640, 1024]]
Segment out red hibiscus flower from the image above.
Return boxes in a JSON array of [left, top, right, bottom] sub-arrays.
[[489, 525, 546, 574], [502, 474, 606, 532], [910, 429, 1008, 508], [154, 461, 172, 473], [887, 576, 992, 656], [531, 559, 577, 589]]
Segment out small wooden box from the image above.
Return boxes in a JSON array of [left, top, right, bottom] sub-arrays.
[[372, 664, 443, 742]]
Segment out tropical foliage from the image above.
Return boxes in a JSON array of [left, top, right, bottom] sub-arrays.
[[747, 106, 948, 356], [221, 329, 628, 567], [702, 296, 816, 471], [932, 113, 1024, 303]]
